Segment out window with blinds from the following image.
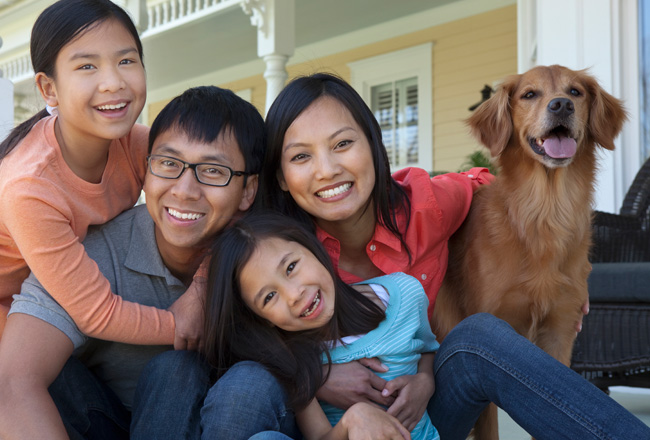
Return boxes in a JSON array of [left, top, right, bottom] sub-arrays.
[[371, 77, 419, 168], [348, 43, 432, 172]]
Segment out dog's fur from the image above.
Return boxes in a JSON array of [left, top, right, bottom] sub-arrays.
[[431, 65, 627, 439]]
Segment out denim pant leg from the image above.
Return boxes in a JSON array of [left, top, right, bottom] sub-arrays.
[[201, 361, 302, 440], [249, 432, 294, 440], [428, 313, 650, 440], [131, 350, 212, 440], [49, 356, 130, 440]]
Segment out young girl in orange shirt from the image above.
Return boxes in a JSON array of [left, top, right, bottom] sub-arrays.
[[0, 0, 202, 437]]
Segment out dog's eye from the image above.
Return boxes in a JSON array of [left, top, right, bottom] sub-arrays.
[[570, 88, 581, 96], [522, 91, 536, 99]]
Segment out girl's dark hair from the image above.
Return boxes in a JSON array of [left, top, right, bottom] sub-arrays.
[[202, 211, 385, 410], [0, 0, 144, 161], [257, 72, 411, 260]]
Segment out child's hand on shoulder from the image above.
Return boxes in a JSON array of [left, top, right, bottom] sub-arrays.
[[382, 371, 435, 431], [168, 276, 206, 351]]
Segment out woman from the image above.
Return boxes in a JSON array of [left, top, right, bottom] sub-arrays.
[[256, 73, 647, 439]]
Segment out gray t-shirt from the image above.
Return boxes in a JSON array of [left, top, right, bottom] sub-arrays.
[[9, 204, 185, 409]]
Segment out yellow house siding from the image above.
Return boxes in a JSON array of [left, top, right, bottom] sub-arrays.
[[432, 6, 516, 172], [147, 5, 516, 173]]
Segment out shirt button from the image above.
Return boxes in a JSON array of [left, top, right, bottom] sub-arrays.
[[369, 244, 376, 251], [421, 274, 427, 280]]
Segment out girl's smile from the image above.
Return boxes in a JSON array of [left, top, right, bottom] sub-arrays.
[[37, 18, 146, 162], [239, 237, 336, 332]]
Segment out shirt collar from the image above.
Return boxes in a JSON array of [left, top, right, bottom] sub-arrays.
[[124, 205, 185, 288], [315, 220, 404, 254]]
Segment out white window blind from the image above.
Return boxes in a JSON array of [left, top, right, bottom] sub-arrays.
[[371, 77, 419, 167], [348, 43, 432, 172]]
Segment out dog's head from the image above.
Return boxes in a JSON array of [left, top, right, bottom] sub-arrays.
[[467, 65, 627, 169]]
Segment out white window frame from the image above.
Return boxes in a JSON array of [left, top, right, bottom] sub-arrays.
[[348, 43, 433, 173]]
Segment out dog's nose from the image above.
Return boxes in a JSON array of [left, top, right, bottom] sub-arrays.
[[548, 98, 574, 117]]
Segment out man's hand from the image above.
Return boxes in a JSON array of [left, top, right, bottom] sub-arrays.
[[168, 276, 206, 351], [316, 358, 394, 409]]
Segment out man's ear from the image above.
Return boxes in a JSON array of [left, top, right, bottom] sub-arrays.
[[277, 170, 288, 191], [35, 72, 59, 107], [238, 174, 258, 211]]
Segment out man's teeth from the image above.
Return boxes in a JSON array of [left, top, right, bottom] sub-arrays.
[[168, 208, 203, 220], [317, 183, 351, 199], [301, 292, 321, 317], [97, 103, 127, 111]]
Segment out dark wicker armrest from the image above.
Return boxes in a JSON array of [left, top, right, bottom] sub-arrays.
[[590, 211, 649, 263]]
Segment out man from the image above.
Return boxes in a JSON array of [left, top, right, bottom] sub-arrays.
[[3, 86, 299, 439]]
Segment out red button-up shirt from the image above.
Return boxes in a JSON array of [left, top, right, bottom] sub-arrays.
[[316, 167, 493, 318]]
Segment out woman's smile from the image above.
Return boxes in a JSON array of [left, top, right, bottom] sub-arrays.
[[316, 182, 353, 200]]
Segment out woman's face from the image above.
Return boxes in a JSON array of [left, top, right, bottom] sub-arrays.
[[239, 237, 336, 332], [278, 96, 376, 228]]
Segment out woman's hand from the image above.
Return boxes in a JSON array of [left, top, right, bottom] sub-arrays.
[[384, 352, 435, 430], [342, 402, 411, 440], [168, 276, 206, 351], [316, 359, 394, 409], [383, 372, 435, 431]]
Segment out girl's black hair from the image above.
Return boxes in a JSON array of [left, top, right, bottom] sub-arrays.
[[0, 0, 144, 161], [202, 211, 385, 410], [257, 72, 412, 261]]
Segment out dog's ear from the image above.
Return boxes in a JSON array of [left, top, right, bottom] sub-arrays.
[[584, 74, 628, 150], [466, 77, 516, 157]]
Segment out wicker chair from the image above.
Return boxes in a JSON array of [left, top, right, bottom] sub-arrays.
[[570, 157, 650, 391]]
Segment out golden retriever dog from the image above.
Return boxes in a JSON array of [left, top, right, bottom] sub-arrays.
[[431, 65, 627, 439]]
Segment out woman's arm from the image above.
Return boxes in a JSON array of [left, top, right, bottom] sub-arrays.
[[0, 314, 73, 440], [297, 399, 410, 440]]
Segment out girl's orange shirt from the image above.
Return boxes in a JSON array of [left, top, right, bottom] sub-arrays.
[[0, 116, 175, 343]]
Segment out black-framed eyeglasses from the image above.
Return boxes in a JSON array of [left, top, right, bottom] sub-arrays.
[[147, 155, 250, 187]]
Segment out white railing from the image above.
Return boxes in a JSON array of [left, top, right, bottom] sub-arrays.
[[0, 52, 31, 84], [143, 0, 242, 37], [0, 0, 244, 84]]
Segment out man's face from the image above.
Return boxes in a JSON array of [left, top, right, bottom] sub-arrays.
[[144, 128, 257, 260]]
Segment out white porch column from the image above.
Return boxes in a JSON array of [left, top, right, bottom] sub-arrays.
[[517, 0, 639, 213], [242, 0, 295, 115], [0, 37, 15, 141]]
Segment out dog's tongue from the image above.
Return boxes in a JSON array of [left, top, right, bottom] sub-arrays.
[[543, 136, 577, 158]]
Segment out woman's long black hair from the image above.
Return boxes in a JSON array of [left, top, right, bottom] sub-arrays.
[[0, 0, 144, 161], [202, 211, 385, 410], [257, 73, 412, 262]]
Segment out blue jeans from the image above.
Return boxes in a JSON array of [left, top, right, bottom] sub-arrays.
[[249, 432, 293, 440], [131, 351, 301, 440], [49, 357, 130, 440], [428, 313, 650, 440]]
